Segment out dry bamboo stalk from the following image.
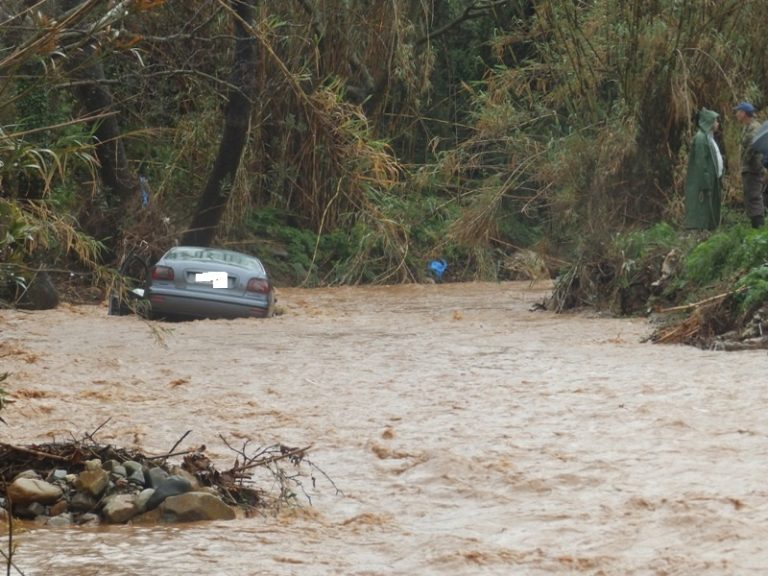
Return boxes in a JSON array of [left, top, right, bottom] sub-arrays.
[[657, 286, 747, 313]]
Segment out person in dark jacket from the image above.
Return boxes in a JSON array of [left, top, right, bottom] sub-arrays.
[[684, 107, 723, 230], [733, 101, 765, 228]]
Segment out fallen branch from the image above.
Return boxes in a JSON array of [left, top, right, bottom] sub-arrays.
[[144, 448, 199, 461], [651, 313, 702, 344], [165, 430, 192, 458], [84, 417, 112, 442], [229, 444, 314, 474], [657, 286, 747, 313], [0, 443, 71, 462]]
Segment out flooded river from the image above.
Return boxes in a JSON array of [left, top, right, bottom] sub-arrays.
[[2, 281, 768, 575]]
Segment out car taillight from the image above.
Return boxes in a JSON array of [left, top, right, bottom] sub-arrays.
[[151, 266, 174, 281], [246, 278, 270, 294]]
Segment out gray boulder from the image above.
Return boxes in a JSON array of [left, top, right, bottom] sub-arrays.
[[159, 492, 235, 522], [77, 513, 101, 527], [147, 466, 169, 488], [135, 488, 155, 514], [145, 475, 192, 510], [47, 513, 74, 528], [70, 491, 98, 512], [75, 468, 110, 498], [7, 478, 62, 505], [102, 494, 140, 524], [17, 271, 59, 310]]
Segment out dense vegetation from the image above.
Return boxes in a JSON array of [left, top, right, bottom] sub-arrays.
[[2, 0, 768, 341]]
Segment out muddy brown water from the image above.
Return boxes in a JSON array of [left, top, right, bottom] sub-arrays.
[[1, 281, 767, 575]]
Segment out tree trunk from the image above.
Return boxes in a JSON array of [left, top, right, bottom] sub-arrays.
[[72, 48, 135, 209], [58, 0, 136, 249], [181, 0, 257, 247]]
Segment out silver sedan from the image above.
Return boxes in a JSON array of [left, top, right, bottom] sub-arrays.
[[145, 246, 275, 320]]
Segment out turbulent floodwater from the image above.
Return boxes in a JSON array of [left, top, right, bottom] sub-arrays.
[[2, 281, 768, 575]]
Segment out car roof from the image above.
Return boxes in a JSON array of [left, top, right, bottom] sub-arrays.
[[162, 246, 266, 272]]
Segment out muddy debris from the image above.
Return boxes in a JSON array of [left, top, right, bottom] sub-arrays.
[[547, 253, 768, 351], [0, 437, 319, 526]]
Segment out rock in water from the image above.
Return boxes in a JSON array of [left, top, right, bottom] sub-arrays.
[[7, 478, 63, 505], [145, 475, 192, 510]]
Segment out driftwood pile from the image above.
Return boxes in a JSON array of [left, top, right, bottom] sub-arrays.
[[649, 289, 768, 350]]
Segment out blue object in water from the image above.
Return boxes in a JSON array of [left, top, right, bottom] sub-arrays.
[[428, 259, 448, 280]]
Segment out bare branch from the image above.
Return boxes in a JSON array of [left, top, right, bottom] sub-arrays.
[[84, 417, 113, 442], [165, 429, 193, 457], [0, 442, 70, 462], [416, 0, 513, 47]]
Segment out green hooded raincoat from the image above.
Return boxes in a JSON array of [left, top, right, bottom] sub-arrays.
[[684, 108, 722, 230]]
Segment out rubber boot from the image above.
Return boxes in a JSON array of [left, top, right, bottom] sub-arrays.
[[751, 214, 765, 229]]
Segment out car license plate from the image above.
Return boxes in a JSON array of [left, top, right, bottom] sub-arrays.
[[193, 271, 228, 288]]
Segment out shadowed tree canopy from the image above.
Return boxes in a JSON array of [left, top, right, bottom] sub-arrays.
[[4, 0, 768, 295]]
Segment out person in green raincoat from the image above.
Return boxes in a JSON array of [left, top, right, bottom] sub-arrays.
[[684, 108, 724, 230]]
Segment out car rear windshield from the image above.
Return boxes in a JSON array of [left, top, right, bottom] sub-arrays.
[[164, 248, 265, 272]]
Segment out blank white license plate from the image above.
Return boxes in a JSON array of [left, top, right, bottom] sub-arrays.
[[192, 271, 229, 288]]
